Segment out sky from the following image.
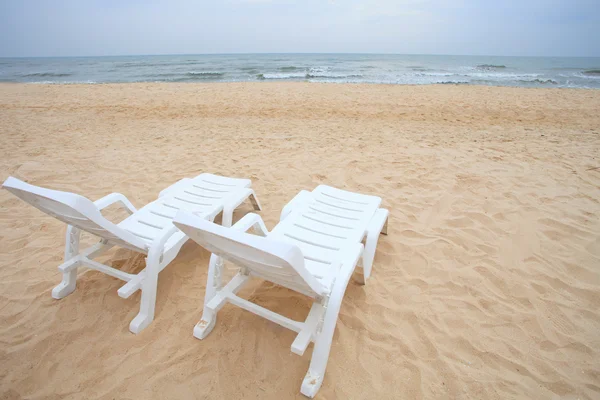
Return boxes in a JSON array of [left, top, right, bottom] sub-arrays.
[[0, 0, 599, 57]]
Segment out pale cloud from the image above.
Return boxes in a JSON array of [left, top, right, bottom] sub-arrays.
[[0, 0, 598, 57]]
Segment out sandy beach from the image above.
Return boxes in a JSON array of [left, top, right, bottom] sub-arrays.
[[1, 82, 599, 399]]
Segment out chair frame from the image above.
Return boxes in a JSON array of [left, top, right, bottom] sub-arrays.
[[3, 176, 261, 334], [174, 185, 388, 397]]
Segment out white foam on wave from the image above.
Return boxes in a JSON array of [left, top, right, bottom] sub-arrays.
[[5, 55, 596, 88], [416, 72, 456, 77], [307, 73, 363, 79], [468, 72, 541, 80], [575, 72, 600, 79], [185, 71, 225, 76], [308, 66, 329, 73], [261, 72, 306, 79], [29, 80, 98, 84]]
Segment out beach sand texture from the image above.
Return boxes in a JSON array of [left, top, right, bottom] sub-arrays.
[[1, 82, 599, 399]]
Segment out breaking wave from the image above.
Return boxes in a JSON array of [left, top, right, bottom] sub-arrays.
[[1, 54, 597, 88], [185, 72, 225, 77], [22, 72, 72, 78], [143, 71, 226, 82], [522, 78, 558, 85], [116, 62, 169, 68], [306, 73, 363, 79], [30, 80, 97, 84], [476, 64, 507, 71], [438, 81, 469, 85], [279, 66, 301, 71], [256, 72, 363, 80], [257, 72, 306, 80]]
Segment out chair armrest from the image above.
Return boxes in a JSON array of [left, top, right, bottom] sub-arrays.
[[280, 190, 313, 221], [94, 193, 137, 214], [231, 213, 269, 236]]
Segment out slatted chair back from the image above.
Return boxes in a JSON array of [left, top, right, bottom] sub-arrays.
[[3, 177, 148, 252]]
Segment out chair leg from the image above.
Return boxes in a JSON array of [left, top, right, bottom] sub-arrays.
[[360, 209, 389, 284], [222, 189, 262, 227], [249, 191, 261, 211], [300, 297, 343, 397], [129, 251, 161, 334], [194, 254, 222, 339], [52, 226, 81, 299], [301, 260, 356, 398], [222, 207, 234, 228]]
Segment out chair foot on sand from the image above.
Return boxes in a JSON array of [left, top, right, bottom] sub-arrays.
[[301, 372, 325, 398], [193, 316, 217, 339], [52, 279, 78, 299], [129, 313, 153, 334]]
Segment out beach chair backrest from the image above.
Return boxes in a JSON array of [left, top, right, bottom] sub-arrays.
[[173, 212, 326, 296], [3, 177, 148, 252]]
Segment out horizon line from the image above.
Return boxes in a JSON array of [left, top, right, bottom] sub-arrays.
[[1, 52, 599, 59]]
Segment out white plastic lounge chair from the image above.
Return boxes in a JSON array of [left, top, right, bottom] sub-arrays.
[[2, 173, 261, 334], [172, 185, 388, 397]]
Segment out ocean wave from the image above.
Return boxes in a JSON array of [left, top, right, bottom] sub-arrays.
[[279, 66, 301, 72], [142, 71, 226, 82], [521, 79, 558, 85], [438, 81, 469, 85], [410, 66, 436, 72], [256, 72, 363, 80], [160, 73, 226, 82], [180, 61, 207, 66], [185, 72, 225, 77], [257, 72, 306, 80], [306, 73, 363, 79], [520, 78, 558, 85], [476, 64, 507, 71], [158, 77, 224, 83], [549, 67, 585, 71], [307, 67, 330, 74], [29, 80, 97, 84], [416, 72, 456, 77], [3, 55, 598, 89], [116, 62, 172, 68], [22, 72, 72, 78], [469, 78, 558, 86], [468, 72, 540, 80]]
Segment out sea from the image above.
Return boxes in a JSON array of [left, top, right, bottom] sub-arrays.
[[1, 54, 599, 88]]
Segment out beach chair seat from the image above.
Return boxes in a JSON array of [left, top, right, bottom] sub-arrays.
[[172, 185, 388, 397], [2, 173, 261, 334], [278, 185, 389, 283]]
